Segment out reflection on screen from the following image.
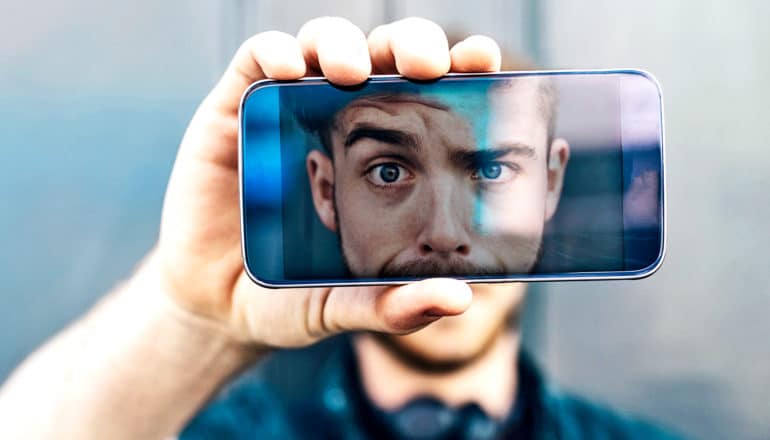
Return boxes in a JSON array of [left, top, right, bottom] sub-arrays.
[[242, 73, 662, 283]]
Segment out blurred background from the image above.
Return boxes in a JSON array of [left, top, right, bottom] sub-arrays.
[[1, 1, 768, 438]]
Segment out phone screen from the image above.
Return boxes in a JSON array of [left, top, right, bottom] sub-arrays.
[[240, 71, 664, 287]]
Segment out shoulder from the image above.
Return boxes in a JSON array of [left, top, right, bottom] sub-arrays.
[[539, 385, 683, 439], [522, 355, 685, 439], [179, 335, 352, 440], [179, 363, 291, 439]]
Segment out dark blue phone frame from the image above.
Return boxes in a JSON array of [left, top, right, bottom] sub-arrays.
[[239, 70, 665, 288]]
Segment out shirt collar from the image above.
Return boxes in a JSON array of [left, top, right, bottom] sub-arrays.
[[312, 334, 549, 439]]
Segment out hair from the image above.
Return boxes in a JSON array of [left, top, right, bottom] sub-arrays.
[[283, 76, 558, 159], [492, 77, 559, 152]]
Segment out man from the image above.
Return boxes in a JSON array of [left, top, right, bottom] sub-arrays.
[[300, 77, 569, 280], [0, 17, 679, 439]]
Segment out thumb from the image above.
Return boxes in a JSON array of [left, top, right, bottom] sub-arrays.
[[323, 278, 473, 335]]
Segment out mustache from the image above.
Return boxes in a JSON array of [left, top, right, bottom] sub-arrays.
[[378, 257, 508, 278]]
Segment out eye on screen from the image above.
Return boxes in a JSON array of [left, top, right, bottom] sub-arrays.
[[241, 72, 663, 285]]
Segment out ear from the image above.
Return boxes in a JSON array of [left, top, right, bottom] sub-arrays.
[[306, 149, 337, 232], [544, 138, 570, 221]]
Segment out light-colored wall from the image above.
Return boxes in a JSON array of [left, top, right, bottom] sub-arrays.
[[0, 0, 223, 379], [536, 2, 770, 439], [1, 1, 766, 439]]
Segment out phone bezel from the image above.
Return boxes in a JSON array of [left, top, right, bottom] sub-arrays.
[[239, 69, 666, 288]]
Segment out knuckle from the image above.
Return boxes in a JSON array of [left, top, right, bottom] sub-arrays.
[[464, 34, 498, 48], [305, 288, 335, 338], [298, 16, 326, 32], [239, 31, 304, 78], [299, 16, 357, 39], [296, 17, 323, 42], [322, 15, 357, 29], [396, 16, 445, 36], [367, 23, 390, 40], [242, 30, 293, 53], [398, 16, 436, 29]]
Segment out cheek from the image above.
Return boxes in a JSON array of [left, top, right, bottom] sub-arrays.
[[474, 172, 548, 236], [335, 176, 420, 270]]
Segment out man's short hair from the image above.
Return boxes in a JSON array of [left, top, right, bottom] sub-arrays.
[[283, 77, 558, 157]]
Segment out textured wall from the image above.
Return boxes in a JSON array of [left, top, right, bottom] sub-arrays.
[[535, 1, 770, 439], [2, 1, 766, 439], [0, 0, 223, 377]]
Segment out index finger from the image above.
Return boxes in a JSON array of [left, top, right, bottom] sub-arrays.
[[178, 31, 306, 168], [296, 17, 371, 86], [203, 31, 306, 116]]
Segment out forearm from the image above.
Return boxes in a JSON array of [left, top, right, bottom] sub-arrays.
[[0, 255, 264, 440]]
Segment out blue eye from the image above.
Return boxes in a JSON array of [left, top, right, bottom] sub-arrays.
[[379, 164, 400, 182], [479, 163, 502, 179], [367, 163, 412, 187], [471, 162, 517, 184]]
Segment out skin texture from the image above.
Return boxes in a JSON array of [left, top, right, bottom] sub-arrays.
[[307, 80, 570, 365], [0, 17, 537, 440], [154, 17, 502, 348]]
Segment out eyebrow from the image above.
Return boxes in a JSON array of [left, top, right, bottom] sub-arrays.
[[342, 124, 536, 166], [343, 125, 420, 151], [451, 143, 536, 168]]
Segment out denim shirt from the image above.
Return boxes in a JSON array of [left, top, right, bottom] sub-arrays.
[[181, 335, 682, 439]]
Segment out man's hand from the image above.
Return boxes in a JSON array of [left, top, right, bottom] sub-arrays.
[[153, 17, 503, 348], [0, 17, 505, 439]]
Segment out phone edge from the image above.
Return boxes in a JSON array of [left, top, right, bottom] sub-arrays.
[[238, 69, 667, 289]]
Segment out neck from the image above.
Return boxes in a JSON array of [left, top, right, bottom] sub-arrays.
[[353, 330, 519, 419]]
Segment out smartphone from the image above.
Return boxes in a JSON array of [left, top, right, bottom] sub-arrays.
[[239, 70, 665, 288]]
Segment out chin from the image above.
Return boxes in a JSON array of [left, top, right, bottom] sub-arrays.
[[385, 283, 527, 369], [394, 322, 494, 365]]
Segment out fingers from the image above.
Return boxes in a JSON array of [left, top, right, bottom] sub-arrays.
[[449, 35, 502, 72], [202, 17, 372, 117], [201, 18, 502, 121], [205, 31, 306, 115], [297, 17, 371, 86], [368, 17, 451, 79], [183, 19, 504, 181], [323, 278, 473, 335], [202, 20, 503, 118]]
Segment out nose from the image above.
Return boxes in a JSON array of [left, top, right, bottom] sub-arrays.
[[417, 181, 472, 257]]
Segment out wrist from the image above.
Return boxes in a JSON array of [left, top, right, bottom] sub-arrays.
[[127, 250, 266, 371], [1, 250, 270, 439]]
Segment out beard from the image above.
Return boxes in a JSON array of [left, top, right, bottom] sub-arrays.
[[377, 257, 508, 278], [332, 202, 530, 374], [337, 228, 543, 279], [367, 285, 526, 374], [333, 195, 544, 279]]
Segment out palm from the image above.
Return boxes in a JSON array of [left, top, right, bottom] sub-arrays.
[[151, 17, 500, 349]]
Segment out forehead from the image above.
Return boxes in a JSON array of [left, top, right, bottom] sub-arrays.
[[337, 98, 473, 137], [331, 80, 549, 148]]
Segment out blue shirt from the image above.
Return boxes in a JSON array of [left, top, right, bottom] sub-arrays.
[[181, 335, 683, 439]]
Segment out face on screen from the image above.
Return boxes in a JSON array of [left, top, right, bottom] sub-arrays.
[[305, 78, 570, 279]]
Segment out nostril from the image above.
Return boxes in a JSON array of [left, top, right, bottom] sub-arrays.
[[419, 242, 470, 256]]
